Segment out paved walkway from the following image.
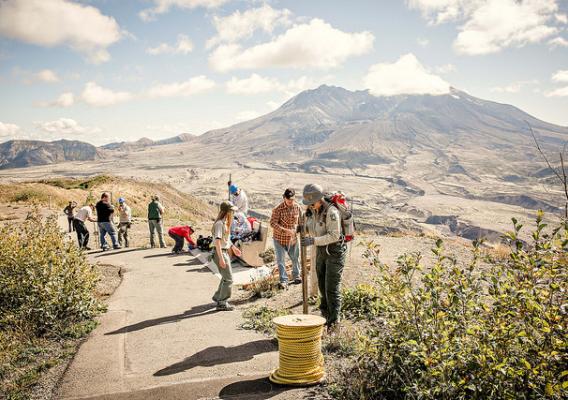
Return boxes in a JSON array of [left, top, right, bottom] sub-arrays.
[[56, 247, 304, 399]]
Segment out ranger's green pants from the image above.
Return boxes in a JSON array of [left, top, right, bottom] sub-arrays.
[[316, 242, 347, 326], [212, 250, 233, 305]]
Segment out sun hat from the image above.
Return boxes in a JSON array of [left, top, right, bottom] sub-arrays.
[[220, 201, 238, 212]]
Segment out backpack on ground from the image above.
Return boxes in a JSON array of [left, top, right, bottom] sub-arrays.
[[324, 192, 355, 242], [196, 235, 213, 251]]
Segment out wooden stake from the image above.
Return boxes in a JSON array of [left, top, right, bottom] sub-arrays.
[[300, 212, 308, 314]]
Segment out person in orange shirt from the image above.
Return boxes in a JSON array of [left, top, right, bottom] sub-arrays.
[[167, 225, 196, 254]]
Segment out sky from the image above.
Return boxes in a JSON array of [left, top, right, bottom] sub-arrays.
[[0, 0, 567, 145]]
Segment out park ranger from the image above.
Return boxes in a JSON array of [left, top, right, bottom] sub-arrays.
[[300, 183, 347, 330]]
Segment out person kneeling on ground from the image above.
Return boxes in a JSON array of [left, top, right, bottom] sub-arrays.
[[270, 188, 302, 289], [230, 211, 252, 243], [211, 201, 242, 311], [301, 184, 347, 331], [168, 225, 196, 254]]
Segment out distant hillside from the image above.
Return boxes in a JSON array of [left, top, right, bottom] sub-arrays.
[[0, 175, 216, 222], [102, 133, 196, 152], [0, 139, 99, 170]]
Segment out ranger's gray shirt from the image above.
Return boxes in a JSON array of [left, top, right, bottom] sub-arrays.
[[305, 200, 342, 246]]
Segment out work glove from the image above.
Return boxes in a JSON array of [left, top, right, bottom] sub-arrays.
[[301, 237, 314, 246]]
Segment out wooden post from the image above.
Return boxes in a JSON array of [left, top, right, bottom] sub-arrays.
[[300, 212, 308, 314], [228, 174, 232, 201]]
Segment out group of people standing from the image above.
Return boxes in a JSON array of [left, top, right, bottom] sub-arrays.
[[211, 183, 346, 329], [65, 193, 133, 251]]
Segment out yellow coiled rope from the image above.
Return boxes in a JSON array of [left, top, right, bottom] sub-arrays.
[[270, 314, 326, 386]]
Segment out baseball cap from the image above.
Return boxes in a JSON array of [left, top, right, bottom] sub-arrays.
[[229, 184, 239, 194], [118, 197, 125, 203]]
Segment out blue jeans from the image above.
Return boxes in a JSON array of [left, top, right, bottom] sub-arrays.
[[98, 222, 119, 248], [274, 239, 301, 283]]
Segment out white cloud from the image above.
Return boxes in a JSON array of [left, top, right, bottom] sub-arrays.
[[408, 0, 562, 55], [36, 118, 99, 136], [33, 69, 59, 83], [139, 0, 228, 21], [0, 0, 122, 63], [81, 82, 133, 107], [548, 36, 568, 48], [209, 18, 374, 72], [454, 0, 559, 55], [267, 100, 281, 111], [226, 74, 281, 94], [555, 13, 567, 24], [0, 121, 21, 139], [207, 4, 292, 49], [147, 75, 216, 98], [147, 34, 194, 55], [545, 86, 568, 97], [39, 92, 75, 108], [226, 73, 328, 96], [417, 37, 430, 47], [435, 63, 456, 74], [490, 79, 538, 93], [235, 110, 262, 122], [363, 53, 450, 96], [552, 70, 568, 83]]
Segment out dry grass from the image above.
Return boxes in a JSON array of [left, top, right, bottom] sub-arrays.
[[0, 175, 216, 224]]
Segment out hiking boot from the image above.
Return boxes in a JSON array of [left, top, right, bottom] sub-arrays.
[[292, 277, 302, 285], [216, 303, 234, 311], [278, 282, 288, 290], [113, 245, 122, 250]]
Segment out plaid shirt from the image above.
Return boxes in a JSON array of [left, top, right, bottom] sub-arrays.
[[270, 201, 301, 246]]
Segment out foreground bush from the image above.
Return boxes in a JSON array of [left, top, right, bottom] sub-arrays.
[[0, 211, 101, 336], [331, 213, 567, 400]]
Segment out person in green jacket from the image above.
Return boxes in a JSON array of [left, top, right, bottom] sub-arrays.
[[148, 195, 166, 248]]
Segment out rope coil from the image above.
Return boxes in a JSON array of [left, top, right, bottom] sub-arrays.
[[269, 314, 326, 386]]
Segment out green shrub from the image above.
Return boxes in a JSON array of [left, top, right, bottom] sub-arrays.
[[0, 210, 102, 336], [241, 306, 291, 336], [341, 284, 381, 321], [330, 212, 568, 400]]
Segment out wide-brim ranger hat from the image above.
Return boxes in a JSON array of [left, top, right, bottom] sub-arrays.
[[220, 200, 238, 212], [302, 183, 324, 205]]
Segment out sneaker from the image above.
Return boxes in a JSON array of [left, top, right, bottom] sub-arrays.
[[216, 303, 234, 311], [113, 245, 122, 250], [278, 282, 288, 290], [84, 246, 92, 251], [292, 277, 302, 284]]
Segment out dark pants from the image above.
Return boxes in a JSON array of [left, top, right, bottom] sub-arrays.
[[316, 242, 347, 326], [169, 232, 185, 252], [67, 217, 74, 232], [118, 222, 130, 247], [73, 219, 89, 249]]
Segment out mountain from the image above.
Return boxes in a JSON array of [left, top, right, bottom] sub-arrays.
[[0, 139, 99, 170], [197, 85, 567, 169], [102, 133, 196, 151]]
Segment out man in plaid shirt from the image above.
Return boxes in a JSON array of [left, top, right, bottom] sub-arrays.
[[270, 188, 302, 289]]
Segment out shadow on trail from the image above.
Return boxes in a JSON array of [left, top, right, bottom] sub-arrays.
[[218, 377, 297, 399], [185, 266, 211, 273], [153, 339, 276, 376], [93, 248, 146, 258], [105, 303, 219, 335], [174, 258, 203, 267], [143, 252, 198, 259]]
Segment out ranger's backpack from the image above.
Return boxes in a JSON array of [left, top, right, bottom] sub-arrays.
[[324, 192, 355, 242]]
